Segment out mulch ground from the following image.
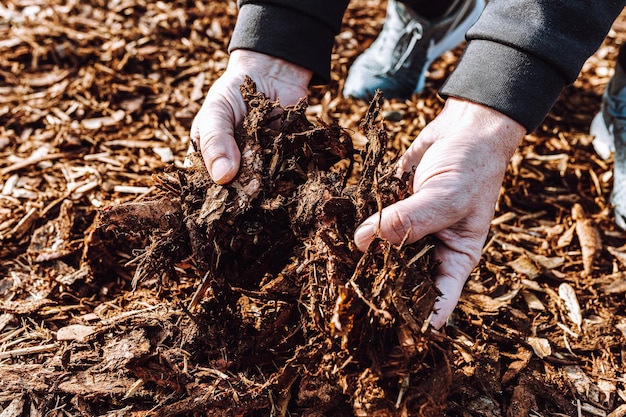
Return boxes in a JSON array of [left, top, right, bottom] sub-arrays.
[[1, 1, 626, 416]]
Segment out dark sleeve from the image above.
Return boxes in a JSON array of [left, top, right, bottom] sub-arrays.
[[439, 0, 626, 132], [229, 1, 350, 84]]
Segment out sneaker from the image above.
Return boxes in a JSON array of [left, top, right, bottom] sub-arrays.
[[342, 0, 484, 100], [590, 63, 626, 229]]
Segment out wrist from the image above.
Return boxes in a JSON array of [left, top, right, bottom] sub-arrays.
[[229, 50, 314, 87], [443, 98, 525, 157]]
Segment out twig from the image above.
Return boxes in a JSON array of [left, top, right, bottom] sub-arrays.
[[0, 343, 57, 359], [0, 152, 76, 175]]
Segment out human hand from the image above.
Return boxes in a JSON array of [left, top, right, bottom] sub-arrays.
[[190, 50, 313, 184], [354, 98, 525, 328]]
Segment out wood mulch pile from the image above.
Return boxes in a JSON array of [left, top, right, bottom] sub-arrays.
[[1, 1, 626, 416]]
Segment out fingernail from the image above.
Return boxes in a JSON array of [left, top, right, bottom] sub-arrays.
[[354, 222, 376, 249], [211, 157, 234, 183]]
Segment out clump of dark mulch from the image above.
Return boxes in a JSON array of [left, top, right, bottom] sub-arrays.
[[92, 77, 447, 416]]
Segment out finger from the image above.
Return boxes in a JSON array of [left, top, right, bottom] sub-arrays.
[[353, 189, 466, 251], [427, 217, 487, 328], [430, 273, 466, 329], [191, 103, 240, 184], [395, 134, 432, 175], [428, 244, 478, 329], [191, 91, 246, 184]]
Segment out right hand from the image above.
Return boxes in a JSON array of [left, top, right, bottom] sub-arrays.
[[190, 50, 313, 184], [354, 98, 526, 328]]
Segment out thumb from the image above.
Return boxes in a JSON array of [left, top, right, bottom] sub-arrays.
[[353, 195, 481, 330], [190, 91, 245, 184], [353, 191, 458, 251]]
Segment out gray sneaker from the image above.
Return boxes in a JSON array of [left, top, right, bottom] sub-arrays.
[[590, 63, 626, 229], [343, 0, 484, 100]]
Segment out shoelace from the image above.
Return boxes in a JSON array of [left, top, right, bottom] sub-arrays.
[[388, 20, 424, 73], [383, 0, 473, 74], [371, 8, 425, 75]]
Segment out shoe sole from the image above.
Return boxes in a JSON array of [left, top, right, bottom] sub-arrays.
[[590, 111, 614, 160], [612, 184, 626, 230], [414, 0, 486, 94], [590, 111, 626, 230]]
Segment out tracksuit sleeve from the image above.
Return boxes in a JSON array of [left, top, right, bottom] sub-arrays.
[[440, 0, 626, 132], [229, 1, 350, 84], [228, 0, 625, 132]]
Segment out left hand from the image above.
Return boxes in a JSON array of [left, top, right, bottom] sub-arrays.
[[190, 50, 313, 184]]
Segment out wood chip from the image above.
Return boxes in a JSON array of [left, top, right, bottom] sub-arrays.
[[572, 203, 602, 276], [559, 283, 582, 330], [56, 324, 95, 342], [526, 337, 551, 359], [0, 395, 25, 417], [608, 404, 626, 417]]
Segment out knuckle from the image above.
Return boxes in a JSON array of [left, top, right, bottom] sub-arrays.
[[384, 208, 416, 244]]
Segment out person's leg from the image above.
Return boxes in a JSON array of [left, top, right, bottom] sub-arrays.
[[343, 0, 484, 100], [590, 43, 626, 228], [400, 0, 456, 20]]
